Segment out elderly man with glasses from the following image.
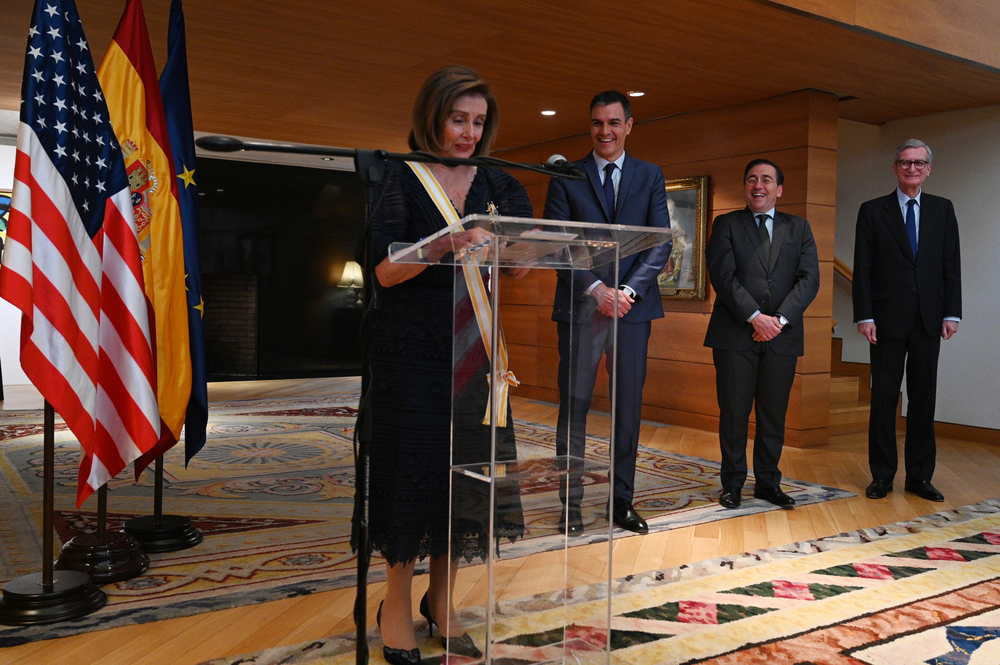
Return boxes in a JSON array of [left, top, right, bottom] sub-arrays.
[[853, 139, 962, 503]]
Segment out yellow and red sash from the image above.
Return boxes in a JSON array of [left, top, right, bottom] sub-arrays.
[[406, 161, 518, 427]]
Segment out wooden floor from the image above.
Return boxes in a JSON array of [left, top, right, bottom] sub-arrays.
[[3, 378, 1000, 665]]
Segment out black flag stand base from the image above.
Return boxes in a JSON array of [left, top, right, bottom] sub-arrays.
[[123, 455, 202, 553], [0, 571, 106, 626], [0, 402, 106, 626], [55, 486, 149, 585]]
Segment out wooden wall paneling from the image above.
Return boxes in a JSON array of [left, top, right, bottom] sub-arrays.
[[786, 372, 833, 431], [806, 146, 838, 207], [501, 304, 557, 349], [514, 384, 560, 405], [643, 359, 719, 417], [507, 341, 559, 391], [805, 261, 835, 319], [641, 405, 721, 433], [798, 315, 835, 375], [648, 312, 714, 365], [633, 91, 840, 162], [802, 204, 837, 261], [500, 269, 557, 306], [806, 91, 842, 149]]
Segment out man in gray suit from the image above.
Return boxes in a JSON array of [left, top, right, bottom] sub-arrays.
[[704, 159, 820, 509]]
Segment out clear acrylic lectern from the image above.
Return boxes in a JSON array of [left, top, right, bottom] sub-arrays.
[[389, 214, 675, 664]]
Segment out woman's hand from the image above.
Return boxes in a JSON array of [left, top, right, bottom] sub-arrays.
[[450, 227, 494, 254]]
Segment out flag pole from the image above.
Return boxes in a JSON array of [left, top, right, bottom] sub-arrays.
[[123, 456, 203, 552], [54, 484, 150, 585], [0, 401, 106, 625]]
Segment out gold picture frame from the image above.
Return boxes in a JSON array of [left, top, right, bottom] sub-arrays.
[[658, 175, 709, 300], [0, 189, 11, 249]]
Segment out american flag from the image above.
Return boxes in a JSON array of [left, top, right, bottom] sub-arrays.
[[0, 0, 161, 506]]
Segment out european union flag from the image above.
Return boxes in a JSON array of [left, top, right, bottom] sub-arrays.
[[159, 0, 208, 464]]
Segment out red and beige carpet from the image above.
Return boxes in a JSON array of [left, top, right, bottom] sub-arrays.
[[199, 499, 1000, 665], [0, 395, 849, 647]]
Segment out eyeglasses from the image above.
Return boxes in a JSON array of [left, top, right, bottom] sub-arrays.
[[745, 176, 776, 185], [895, 159, 929, 170]]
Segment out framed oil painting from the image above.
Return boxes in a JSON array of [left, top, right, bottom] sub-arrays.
[[658, 175, 708, 300], [0, 189, 11, 251]]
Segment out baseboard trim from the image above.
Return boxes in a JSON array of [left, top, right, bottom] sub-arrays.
[[895, 415, 1000, 446]]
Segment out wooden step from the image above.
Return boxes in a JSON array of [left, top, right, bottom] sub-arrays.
[[829, 375, 861, 408], [828, 373, 869, 434], [829, 402, 870, 434]]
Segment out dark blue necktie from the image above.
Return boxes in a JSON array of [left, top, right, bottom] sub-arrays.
[[603, 163, 616, 220], [905, 199, 918, 256]]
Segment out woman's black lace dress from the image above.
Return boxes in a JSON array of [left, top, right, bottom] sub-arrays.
[[353, 162, 532, 566]]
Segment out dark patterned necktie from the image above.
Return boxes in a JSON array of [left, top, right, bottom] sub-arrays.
[[603, 163, 616, 221], [906, 199, 918, 256], [757, 213, 771, 261]]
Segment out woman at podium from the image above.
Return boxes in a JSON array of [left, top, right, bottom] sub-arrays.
[[353, 65, 531, 665]]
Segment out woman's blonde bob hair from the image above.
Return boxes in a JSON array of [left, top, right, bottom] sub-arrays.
[[408, 65, 499, 157]]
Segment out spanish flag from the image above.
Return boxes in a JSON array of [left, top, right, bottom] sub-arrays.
[[98, 0, 191, 469]]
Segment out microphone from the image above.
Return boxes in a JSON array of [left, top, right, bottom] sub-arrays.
[[544, 154, 584, 178]]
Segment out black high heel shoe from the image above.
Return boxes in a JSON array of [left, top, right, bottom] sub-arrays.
[[419, 592, 483, 659], [377, 600, 421, 665]]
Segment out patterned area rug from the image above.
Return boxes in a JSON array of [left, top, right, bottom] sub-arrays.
[[200, 499, 1000, 665], [0, 395, 849, 646]]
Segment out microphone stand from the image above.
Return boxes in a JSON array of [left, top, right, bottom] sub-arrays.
[[196, 137, 582, 665], [195, 136, 586, 180]]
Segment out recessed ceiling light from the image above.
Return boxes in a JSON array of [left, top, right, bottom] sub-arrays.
[[541, 110, 556, 116], [627, 91, 645, 97]]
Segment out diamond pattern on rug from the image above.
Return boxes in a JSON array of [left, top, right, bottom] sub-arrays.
[[623, 599, 773, 624], [954, 532, 1000, 546], [811, 562, 929, 580], [886, 545, 998, 562], [721, 579, 862, 600]]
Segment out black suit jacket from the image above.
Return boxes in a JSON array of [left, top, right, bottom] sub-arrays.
[[544, 152, 672, 323], [703, 208, 820, 356], [852, 191, 962, 338]]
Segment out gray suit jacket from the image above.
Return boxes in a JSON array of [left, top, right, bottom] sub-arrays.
[[703, 207, 820, 356]]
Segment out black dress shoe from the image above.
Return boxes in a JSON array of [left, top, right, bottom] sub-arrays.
[[905, 479, 944, 502], [719, 488, 741, 509], [753, 486, 795, 509], [558, 504, 584, 537], [865, 479, 893, 499], [612, 498, 649, 534]]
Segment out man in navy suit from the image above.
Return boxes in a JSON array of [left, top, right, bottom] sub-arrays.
[[544, 91, 671, 535], [853, 139, 961, 503], [704, 159, 819, 510]]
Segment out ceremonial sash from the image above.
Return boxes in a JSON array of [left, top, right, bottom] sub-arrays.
[[405, 161, 518, 427]]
